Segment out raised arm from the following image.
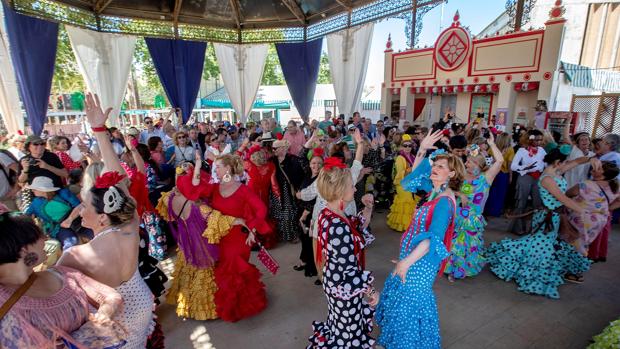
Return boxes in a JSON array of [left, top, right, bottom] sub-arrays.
[[485, 132, 504, 184], [559, 155, 599, 175], [124, 134, 145, 175], [84, 93, 125, 176], [412, 130, 443, 172]]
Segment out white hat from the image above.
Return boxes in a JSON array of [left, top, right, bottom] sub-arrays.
[[26, 177, 60, 192]]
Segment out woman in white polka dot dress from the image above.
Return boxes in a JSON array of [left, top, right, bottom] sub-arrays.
[[376, 132, 465, 349], [307, 157, 377, 348]]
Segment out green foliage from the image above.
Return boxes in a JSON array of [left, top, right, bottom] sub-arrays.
[[51, 25, 84, 94], [154, 95, 166, 109], [317, 52, 331, 84], [202, 43, 220, 81], [133, 38, 165, 107], [261, 44, 284, 85], [70, 92, 84, 110]]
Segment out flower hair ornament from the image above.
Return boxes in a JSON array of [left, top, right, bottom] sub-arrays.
[[247, 145, 263, 158], [323, 157, 347, 170], [559, 144, 572, 156], [468, 144, 480, 157], [94, 172, 126, 214], [428, 149, 447, 166], [309, 147, 325, 160]]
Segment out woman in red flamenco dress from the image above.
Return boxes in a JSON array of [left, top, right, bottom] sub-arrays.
[[244, 145, 280, 249], [201, 153, 271, 322]]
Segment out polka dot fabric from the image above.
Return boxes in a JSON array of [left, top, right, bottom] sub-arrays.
[[115, 268, 155, 348], [486, 175, 591, 299], [376, 197, 454, 349], [307, 209, 375, 348]]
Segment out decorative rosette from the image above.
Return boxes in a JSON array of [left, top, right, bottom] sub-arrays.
[[461, 183, 474, 195]]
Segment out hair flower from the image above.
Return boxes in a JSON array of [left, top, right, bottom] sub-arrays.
[[428, 149, 447, 165], [94, 171, 126, 189], [323, 157, 347, 170], [468, 144, 480, 157], [559, 144, 572, 156]]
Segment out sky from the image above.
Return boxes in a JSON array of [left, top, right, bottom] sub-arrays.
[[361, 0, 507, 97]]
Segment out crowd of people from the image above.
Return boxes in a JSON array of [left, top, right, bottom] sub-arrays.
[[0, 92, 618, 348]]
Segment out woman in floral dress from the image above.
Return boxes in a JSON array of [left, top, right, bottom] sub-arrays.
[[486, 146, 596, 298], [377, 130, 465, 349], [444, 135, 503, 281]]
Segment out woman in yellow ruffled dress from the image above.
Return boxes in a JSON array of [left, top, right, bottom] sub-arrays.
[[387, 134, 418, 231], [156, 160, 244, 320]]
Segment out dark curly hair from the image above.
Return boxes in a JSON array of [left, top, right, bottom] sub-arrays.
[[0, 214, 44, 264], [543, 148, 568, 165], [89, 186, 137, 226]]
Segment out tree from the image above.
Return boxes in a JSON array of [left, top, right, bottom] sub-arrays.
[[51, 25, 84, 95], [261, 43, 284, 85], [203, 43, 220, 81], [132, 38, 165, 107], [317, 52, 331, 84]]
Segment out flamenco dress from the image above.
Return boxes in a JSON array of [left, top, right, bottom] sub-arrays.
[[588, 318, 620, 349], [486, 175, 591, 299], [387, 153, 418, 231], [444, 174, 489, 279], [307, 208, 375, 348], [245, 160, 280, 249], [156, 190, 234, 320], [377, 196, 455, 349], [203, 183, 271, 322]]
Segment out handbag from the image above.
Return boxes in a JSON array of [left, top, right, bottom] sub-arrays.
[[559, 208, 579, 243], [256, 242, 279, 275]]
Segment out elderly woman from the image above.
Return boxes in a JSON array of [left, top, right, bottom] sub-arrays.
[[588, 133, 620, 262], [18, 135, 68, 189], [564, 132, 595, 189], [0, 211, 124, 348], [169, 130, 197, 167], [270, 138, 305, 242], [306, 156, 377, 348], [58, 93, 155, 348], [7, 133, 26, 160], [377, 131, 464, 348]]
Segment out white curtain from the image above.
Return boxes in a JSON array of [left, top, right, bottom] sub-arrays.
[[66, 26, 136, 126], [213, 43, 268, 122], [327, 23, 374, 118], [0, 6, 24, 133]]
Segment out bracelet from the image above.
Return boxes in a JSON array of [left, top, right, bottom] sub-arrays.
[[91, 126, 107, 133]]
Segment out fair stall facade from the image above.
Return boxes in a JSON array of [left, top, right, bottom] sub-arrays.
[[381, 1, 568, 131]]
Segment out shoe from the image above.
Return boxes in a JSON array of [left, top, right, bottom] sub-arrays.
[[293, 264, 306, 271], [565, 274, 584, 284], [314, 279, 322, 286], [305, 270, 317, 277]]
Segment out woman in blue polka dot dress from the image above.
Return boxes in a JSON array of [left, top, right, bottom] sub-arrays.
[[377, 131, 465, 349], [486, 147, 594, 299], [307, 157, 377, 348]]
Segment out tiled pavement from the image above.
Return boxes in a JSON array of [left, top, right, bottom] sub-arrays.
[[157, 212, 619, 349]]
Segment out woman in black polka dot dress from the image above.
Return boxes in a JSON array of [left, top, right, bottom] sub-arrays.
[[307, 157, 377, 349]]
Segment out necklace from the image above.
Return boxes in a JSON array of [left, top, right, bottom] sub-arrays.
[[428, 183, 448, 201], [91, 227, 121, 242]]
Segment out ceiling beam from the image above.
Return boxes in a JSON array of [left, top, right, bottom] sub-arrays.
[[334, 0, 352, 11], [93, 0, 113, 13], [281, 0, 306, 25], [173, 0, 183, 22], [229, 0, 243, 28]]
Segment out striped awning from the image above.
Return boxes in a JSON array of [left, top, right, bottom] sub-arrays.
[[561, 61, 620, 92]]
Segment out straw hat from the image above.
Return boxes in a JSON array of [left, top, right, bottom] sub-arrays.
[[26, 177, 60, 192]]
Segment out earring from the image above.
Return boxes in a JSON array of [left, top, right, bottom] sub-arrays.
[[23, 252, 39, 268], [339, 200, 345, 211], [222, 173, 232, 183]]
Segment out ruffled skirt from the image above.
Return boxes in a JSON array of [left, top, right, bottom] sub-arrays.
[[588, 318, 620, 349], [387, 185, 417, 232], [214, 226, 267, 322], [444, 214, 486, 279], [166, 250, 218, 320], [486, 231, 591, 299]]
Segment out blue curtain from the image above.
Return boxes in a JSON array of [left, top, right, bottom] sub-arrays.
[[3, 4, 58, 135], [145, 38, 206, 123], [275, 38, 323, 122]]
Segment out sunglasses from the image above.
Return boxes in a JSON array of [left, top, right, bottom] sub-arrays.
[[32, 142, 46, 146], [145, 121, 153, 124], [177, 136, 187, 139], [402, 143, 413, 148]]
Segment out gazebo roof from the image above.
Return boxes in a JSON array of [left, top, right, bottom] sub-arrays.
[[6, 0, 444, 43]]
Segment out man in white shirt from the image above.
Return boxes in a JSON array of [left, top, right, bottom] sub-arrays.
[[508, 129, 546, 235]]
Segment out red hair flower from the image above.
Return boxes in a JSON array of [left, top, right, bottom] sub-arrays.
[[95, 171, 126, 189], [323, 157, 346, 170], [247, 145, 263, 157], [312, 147, 325, 159], [275, 132, 283, 140]]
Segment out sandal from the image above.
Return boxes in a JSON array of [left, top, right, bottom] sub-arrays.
[[565, 274, 584, 284]]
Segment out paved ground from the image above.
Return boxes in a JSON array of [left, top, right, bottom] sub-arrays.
[[157, 211, 620, 349]]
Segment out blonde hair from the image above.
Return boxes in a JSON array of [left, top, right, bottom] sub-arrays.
[[434, 154, 465, 191], [173, 131, 187, 146], [317, 166, 351, 202], [495, 132, 512, 152], [216, 154, 244, 176], [82, 162, 105, 193], [468, 153, 490, 172]]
